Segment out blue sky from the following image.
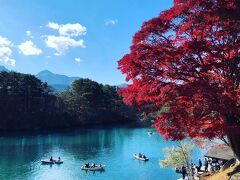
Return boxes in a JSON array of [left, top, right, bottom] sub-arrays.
[[0, 0, 172, 85]]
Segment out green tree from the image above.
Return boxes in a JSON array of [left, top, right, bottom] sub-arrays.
[[0, 72, 138, 130], [0, 71, 67, 129], [160, 141, 195, 180], [71, 78, 102, 107], [59, 78, 138, 125]]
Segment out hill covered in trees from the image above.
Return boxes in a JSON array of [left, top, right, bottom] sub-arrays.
[[0, 71, 138, 131]]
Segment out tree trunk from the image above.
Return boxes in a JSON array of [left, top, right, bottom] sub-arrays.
[[180, 143, 195, 180], [227, 133, 240, 160], [225, 115, 240, 160]]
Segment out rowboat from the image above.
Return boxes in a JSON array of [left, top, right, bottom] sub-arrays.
[[134, 154, 149, 161], [147, 131, 153, 136], [54, 160, 63, 164], [41, 160, 63, 164], [81, 165, 105, 171], [41, 160, 55, 164]]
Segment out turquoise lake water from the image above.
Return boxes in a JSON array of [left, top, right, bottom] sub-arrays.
[[0, 126, 203, 180]]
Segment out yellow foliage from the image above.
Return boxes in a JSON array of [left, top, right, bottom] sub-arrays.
[[202, 164, 240, 180]]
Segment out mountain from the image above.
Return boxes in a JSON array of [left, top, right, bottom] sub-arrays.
[[117, 83, 128, 88], [0, 66, 9, 72], [1, 67, 126, 91], [36, 70, 80, 91]]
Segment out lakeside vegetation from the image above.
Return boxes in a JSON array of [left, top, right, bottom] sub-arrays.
[[0, 71, 138, 131]]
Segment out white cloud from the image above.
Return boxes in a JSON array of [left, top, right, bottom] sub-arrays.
[[26, 30, 31, 36], [0, 36, 15, 66], [25, 30, 34, 38], [18, 40, 42, 56], [59, 23, 87, 37], [75, 57, 81, 62], [105, 19, 118, 25], [0, 36, 12, 46], [47, 22, 59, 30], [0, 47, 16, 66], [45, 22, 87, 56], [45, 35, 85, 56], [47, 22, 87, 37]]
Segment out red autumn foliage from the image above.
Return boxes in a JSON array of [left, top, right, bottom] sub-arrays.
[[118, 0, 240, 144]]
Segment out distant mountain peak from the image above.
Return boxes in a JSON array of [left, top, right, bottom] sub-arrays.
[[117, 83, 128, 88], [36, 69, 80, 91], [37, 70, 54, 75], [0, 65, 9, 72]]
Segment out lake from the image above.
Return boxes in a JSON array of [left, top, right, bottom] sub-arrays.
[[0, 126, 202, 180]]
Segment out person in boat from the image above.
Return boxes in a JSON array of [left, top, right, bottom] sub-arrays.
[[85, 163, 89, 168], [50, 156, 53, 162], [58, 157, 61, 162], [91, 163, 96, 168], [138, 153, 142, 158], [143, 155, 146, 159]]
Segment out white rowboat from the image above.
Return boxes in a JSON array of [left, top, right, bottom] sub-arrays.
[[133, 154, 149, 161], [147, 132, 153, 136], [81, 165, 105, 171]]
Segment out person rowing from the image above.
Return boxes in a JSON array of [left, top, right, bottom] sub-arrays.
[[139, 153, 146, 159], [91, 163, 96, 168], [81, 163, 105, 171], [134, 153, 149, 161]]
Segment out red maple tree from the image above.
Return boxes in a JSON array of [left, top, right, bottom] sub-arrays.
[[118, 0, 240, 158]]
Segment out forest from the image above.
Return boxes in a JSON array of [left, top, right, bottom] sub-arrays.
[[0, 71, 138, 131]]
